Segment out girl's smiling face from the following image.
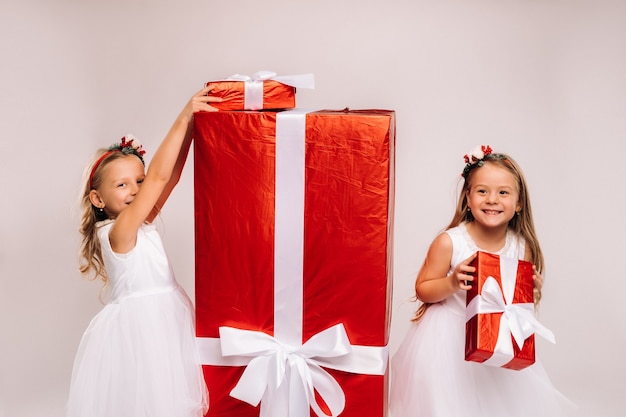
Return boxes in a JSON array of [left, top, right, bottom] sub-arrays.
[[89, 155, 145, 218], [466, 161, 520, 229]]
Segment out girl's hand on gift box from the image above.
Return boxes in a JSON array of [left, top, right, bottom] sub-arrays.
[[415, 235, 476, 303], [452, 252, 477, 291], [532, 265, 543, 304], [178, 85, 223, 124]]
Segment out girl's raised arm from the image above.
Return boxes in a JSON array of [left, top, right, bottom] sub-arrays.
[[145, 121, 193, 224], [110, 86, 220, 253]]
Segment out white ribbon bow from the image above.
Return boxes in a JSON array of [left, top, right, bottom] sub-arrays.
[[196, 326, 388, 417], [466, 256, 555, 367], [226, 70, 315, 88], [219, 324, 350, 417], [225, 71, 315, 110]]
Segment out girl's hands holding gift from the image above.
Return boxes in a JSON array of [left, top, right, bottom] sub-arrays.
[[532, 265, 543, 304], [452, 252, 477, 291], [415, 235, 480, 303], [178, 85, 222, 123]]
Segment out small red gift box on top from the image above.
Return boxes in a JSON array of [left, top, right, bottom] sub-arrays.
[[205, 71, 314, 111], [194, 108, 395, 417], [465, 251, 555, 371]]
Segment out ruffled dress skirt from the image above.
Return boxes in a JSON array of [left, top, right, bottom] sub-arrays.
[[389, 302, 576, 417], [66, 287, 208, 417]]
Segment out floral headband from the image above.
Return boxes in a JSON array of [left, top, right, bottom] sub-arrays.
[[89, 135, 146, 189], [462, 145, 493, 178]]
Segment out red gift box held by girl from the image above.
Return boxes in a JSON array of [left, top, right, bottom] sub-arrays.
[[465, 251, 555, 370]]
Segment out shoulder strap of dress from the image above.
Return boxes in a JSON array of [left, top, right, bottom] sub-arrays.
[[96, 221, 115, 255], [444, 226, 469, 270], [506, 229, 526, 260], [517, 236, 526, 260]]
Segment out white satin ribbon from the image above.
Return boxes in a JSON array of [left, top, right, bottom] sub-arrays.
[[223, 324, 347, 417], [225, 71, 315, 110], [274, 109, 310, 345], [197, 109, 388, 415], [465, 255, 556, 367]]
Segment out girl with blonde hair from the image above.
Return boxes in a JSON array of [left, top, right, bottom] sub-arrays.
[[390, 146, 575, 417], [67, 87, 220, 417]]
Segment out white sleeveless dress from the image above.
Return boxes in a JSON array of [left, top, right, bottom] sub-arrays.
[[67, 221, 208, 417], [389, 223, 575, 417]]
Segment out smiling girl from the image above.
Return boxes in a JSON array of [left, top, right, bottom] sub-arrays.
[[66, 87, 220, 417], [389, 146, 575, 417]]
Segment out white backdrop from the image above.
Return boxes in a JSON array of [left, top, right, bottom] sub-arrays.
[[1, 0, 624, 416]]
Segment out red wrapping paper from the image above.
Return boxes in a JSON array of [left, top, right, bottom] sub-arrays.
[[194, 109, 395, 416], [465, 251, 536, 370], [205, 80, 296, 111]]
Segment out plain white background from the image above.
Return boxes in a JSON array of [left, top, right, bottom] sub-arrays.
[[1, 0, 624, 416]]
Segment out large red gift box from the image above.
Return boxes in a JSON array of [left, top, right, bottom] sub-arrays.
[[205, 71, 314, 111], [465, 251, 555, 371], [194, 109, 395, 417]]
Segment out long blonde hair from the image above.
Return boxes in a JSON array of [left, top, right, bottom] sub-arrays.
[[78, 150, 132, 285], [413, 153, 544, 322]]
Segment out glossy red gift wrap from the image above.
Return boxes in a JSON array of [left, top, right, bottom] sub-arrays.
[[465, 251, 538, 370], [194, 109, 395, 417], [205, 80, 295, 111], [205, 72, 314, 111]]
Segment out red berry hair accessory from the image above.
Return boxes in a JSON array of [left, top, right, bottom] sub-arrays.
[[89, 135, 146, 189], [462, 145, 493, 178]]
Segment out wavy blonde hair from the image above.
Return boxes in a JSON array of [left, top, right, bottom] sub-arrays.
[[78, 150, 133, 285], [413, 153, 544, 322]]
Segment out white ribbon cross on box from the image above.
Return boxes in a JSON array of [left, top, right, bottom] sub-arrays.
[[197, 109, 388, 417], [466, 255, 556, 367], [225, 71, 314, 110]]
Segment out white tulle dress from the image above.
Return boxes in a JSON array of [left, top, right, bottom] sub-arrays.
[[67, 221, 208, 417], [390, 223, 576, 417]]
